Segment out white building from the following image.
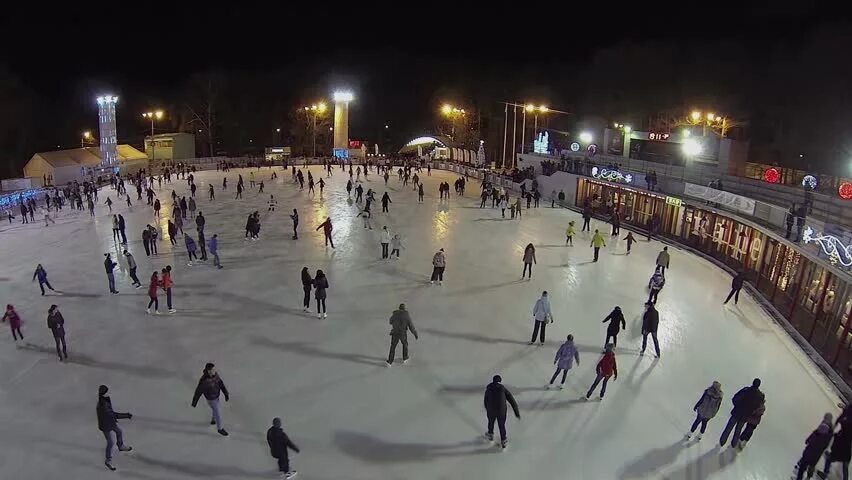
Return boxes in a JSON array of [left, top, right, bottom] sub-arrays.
[[23, 145, 148, 185]]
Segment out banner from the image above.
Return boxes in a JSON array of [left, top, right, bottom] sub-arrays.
[[684, 183, 756, 216]]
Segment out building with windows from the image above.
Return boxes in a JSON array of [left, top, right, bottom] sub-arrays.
[[144, 132, 196, 167]]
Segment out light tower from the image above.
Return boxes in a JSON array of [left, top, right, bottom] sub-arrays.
[[332, 91, 354, 156], [96, 95, 119, 167]]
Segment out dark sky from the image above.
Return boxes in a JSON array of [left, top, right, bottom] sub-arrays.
[[1, 4, 850, 172]]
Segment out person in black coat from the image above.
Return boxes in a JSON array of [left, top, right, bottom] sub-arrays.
[[97, 385, 132, 470], [640, 302, 660, 357], [719, 378, 764, 449], [142, 228, 152, 256], [723, 271, 745, 305], [822, 416, 852, 480], [602, 306, 626, 348], [483, 374, 521, 448], [795, 414, 833, 480], [191, 362, 230, 436], [300, 267, 313, 312], [267, 417, 300, 478]]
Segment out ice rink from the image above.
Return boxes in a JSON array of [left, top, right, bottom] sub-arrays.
[[0, 165, 843, 480]]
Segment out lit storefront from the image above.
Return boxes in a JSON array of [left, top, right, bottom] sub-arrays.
[[576, 177, 852, 387]]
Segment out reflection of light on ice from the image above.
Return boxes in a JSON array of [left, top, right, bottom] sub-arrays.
[[433, 210, 449, 242], [803, 226, 852, 267]]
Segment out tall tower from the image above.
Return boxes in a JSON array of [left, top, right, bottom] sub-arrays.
[[96, 95, 119, 167], [332, 91, 353, 155]]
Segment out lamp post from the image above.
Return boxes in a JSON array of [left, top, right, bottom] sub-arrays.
[[300, 102, 327, 157], [81, 131, 92, 148], [521, 104, 548, 153], [686, 110, 735, 137], [142, 110, 164, 167], [440, 104, 466, 139]]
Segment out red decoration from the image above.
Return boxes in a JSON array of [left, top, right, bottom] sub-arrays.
[[763, 167, 780, 184], [839, 182, 852, 200]]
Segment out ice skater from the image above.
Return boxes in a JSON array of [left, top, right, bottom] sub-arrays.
[[97, 385, 132, 471], [794, 414, 833, 480], [290, 209, 299, 240], [736, 397, 766, 450], [591, 229, 606, 262], [718, 378, 764, 449], [647, 270, 665, 304], [162, 266, 175, 313], [146, 272, 161, 314], [386, 303, 419, 366], [724, 271, 745, 305], [267, 417, 300, 479], [585, 344, 617, 400], [686, 381, 723, 441], [602, 306, 625, 348], [529, 291, 552, 345], [624, 231, 636, 254], [123, 250, 141, 288], [547, 334, 579, 389], [104, 253, 119, 294], [191, 363, 230, 436], [32, 264, 57, 295], [47, 304, 67, 360], [565, 221, 575, 246], [184, 233, 198, 266], [2, 304, 24, 342], [316, 217, 334, 248], [209, 234, 222, 269], [390, 234, 404, 259], [640, 301, 661, 357], [656, 246, 670, 274], [522, 243, 536, 279], [483, 375, 521, 449], [381, 226, 391, 259], [314, 270, 329, 318], [820, 420, 852, 480], [381, 192, 392, 213], [430, 248, 446, 285], [300, 267, 313, 312]]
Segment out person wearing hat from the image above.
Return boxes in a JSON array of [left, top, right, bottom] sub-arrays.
[[585, 344, 618, 400], [191, 363, 230, 436], [97, 385, 132, 471], [686, 381, 723, 441], [483, 374, 520, 448], [47, 305, 67, 361], [796, 414, 834, 479], [267, 417, 300, 479], [386, 304, 419, 366]]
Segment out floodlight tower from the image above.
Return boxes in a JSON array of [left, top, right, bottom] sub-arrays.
[[96, 95, 119, 167], [333, 91, 354, 152]]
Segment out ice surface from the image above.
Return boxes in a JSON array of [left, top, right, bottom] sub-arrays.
[[0, 166, 842, 479]]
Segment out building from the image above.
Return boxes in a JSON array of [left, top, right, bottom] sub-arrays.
[[144, 133, 196, 167], [23, 145, 147, 186]]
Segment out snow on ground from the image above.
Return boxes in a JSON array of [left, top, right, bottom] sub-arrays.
[[0, 166, 842, 480]]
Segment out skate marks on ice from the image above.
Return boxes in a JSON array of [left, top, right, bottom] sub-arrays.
[[251, 337, 388, 367], [618, 442, 737, 480], [333, 431, 492, 464]]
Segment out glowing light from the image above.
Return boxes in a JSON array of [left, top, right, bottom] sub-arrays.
[[441, 104, 452, 115], [96, 95, 118, 105], [682, 138, 703, 156], [82, 131, 91, 139], [333, 91, 354, 102], [707, 112, 716, 121], [803, 226, 852, 266], [533, 131, 549, 154], [405, 136, 447, 147], [525, 104, 535, 112], [539, 106, 549, 113], [682, 128, 691, 137], [690, 111, 701, 121], [317, 102, 327, 113], [840, 182, 852, 200], [579, 132, 593, 143], [623, 125, 631, 133], [802, 175, 817, 189], [763, 167, 780, 184], [593, 167, 633, 184]]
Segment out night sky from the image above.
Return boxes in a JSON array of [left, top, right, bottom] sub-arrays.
[[1, 4, 850, 175]]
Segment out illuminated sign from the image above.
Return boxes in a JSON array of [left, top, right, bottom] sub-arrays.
[[648, 132, 670, 141], [665, 196, 683, 207], [802, 175, 817, 189], [591, 166, 633, 184], [349, 140, 362, 149], [763, 168, 780, 184], [839, 182, 852, 200], [533, 132, 549, 154], [803, 226, 852, 267], [570, 142, 580, 152]]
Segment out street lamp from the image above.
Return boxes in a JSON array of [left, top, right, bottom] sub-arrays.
[[682, 138, 703, 156], [81, 131, 92, 148], [685, 110, 735, 137], [440, 103, 467, 138], [521, 104, 548, 153], [300, 101, 328, 157], [142, 110, 164, 166], [579, 132, 593, 144]]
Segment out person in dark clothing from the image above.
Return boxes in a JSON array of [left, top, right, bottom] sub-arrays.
[[822, 419, 852, 480], [195, 211, 206, 234], [47, 305, 67, 360], [142, 227, 152, 256], [316, 217, 334, 248], [786, 204, 797, 239], [483, 375, 521, 448], [381, 192, 392, 213], [97, 385, 132, 470], [32, 264, 56, 295], [795, 414, 834, 479], [640, 302, 660, 357], [719, 378, 764, 449], [724, 271, 745, 305], [290, 209, 299, 240], [582, 207, 592, 232], [314, 270, 329, 318], [602, 306, 626, 348], [104, 253, 119, 294], [191, 363, 230, 436], [386, 304, 419, 366], [117, 214, 127, 244], [267, 417, 300, 479], [300, 267, 313, 312]]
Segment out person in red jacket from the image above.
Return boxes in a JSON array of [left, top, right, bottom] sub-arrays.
[[316, 217, 335, 248], [2, 304, 23, 342], [146, 272, 160, 315], [585, 343, 618, 400]]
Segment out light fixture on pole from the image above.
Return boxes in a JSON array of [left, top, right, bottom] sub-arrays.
[[142, 110, 164, 167], [685, 110, 737, 137], [440, 103, 467, 139], [81, 131, 92, 148]]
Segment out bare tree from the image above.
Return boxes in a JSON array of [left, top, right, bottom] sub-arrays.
[[182, 72, 225, 157]]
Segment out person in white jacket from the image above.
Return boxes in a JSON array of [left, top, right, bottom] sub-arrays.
[[529, 291, 553, 345], [390, 234, 404, 259], [499, 197, 508, 218], [548, 335, 580, 389], [381, 226, 392, 259], [430, 249, 446, 285]]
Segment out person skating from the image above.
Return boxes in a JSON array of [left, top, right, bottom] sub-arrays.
[[316, 217, 334, 248], [268, 195, 277, 212], [418, 183, 424, 202], [358, 203, 373, 230], [104, 253, 119, 294], [112, 214, 120, 243], [381, 192, 392, 213], [142, 227, 152, 256], [582, 206, 591, 232], [390, 234, 403, 259], [153, 199, 161, 217], [290, 209, 299, 240], [97, 385, 133, 471], [647, 270, 665, 304], [235, 182, 243, 199], [547, 334, 579, 389], [314, 270, 329, 318], [736, 397, 766, 450], [167, 219, 178, 246], [346, 179, 353, 198], [148, 225, 159, 254], [430, 248, 446, 285], [196, 211, 206, 234], [685, 381, 723, 441], [795, 414, 834, 479], [640, 301, 661, 357], [104, 196, 113, 213], [197, 230, 208, 261], [719, 378, 764, 449], [602, 306, 625, 348], [585, 344, 618, 400], [318, 178, 325, 196], [724, 271, 745, 305], [566, 221, 575, 246], [624, 232, 636, 254], [386, 303, 419, 366], [483, 375, 521, 449], [162, 266, 175, 313], [2, 304, 24, 342], [184, 233, 198, 266], [208, 184, 215, 200], [521, 243, 537, 279], [146, 272, 161, 314], [300, 268, 313, 313], [820, 418, 852, 480], [381, 226, 391, 259], [32, 264, 57, 295], [123, 250, 141, 288], [656, 246, 670, 274], [267, 417, 300, 479], [529, 291, 552, 345], [209, 234, 222, 269], [590, 229, 606, 262], [191, 363, 230, 436], [500, 196, 508, 218], [47, 305, 67, 360]]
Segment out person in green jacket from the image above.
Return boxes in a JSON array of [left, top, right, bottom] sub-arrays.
[[591, 229, 606, 262], [386, 304, 419, 366]]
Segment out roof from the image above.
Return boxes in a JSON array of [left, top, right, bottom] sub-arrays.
[[398, 134, 456, 154], [29, 145, 148, 168]]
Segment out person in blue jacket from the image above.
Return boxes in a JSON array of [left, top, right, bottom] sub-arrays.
[[32, 264, 57, 295], [548, 335, 580, 389]]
